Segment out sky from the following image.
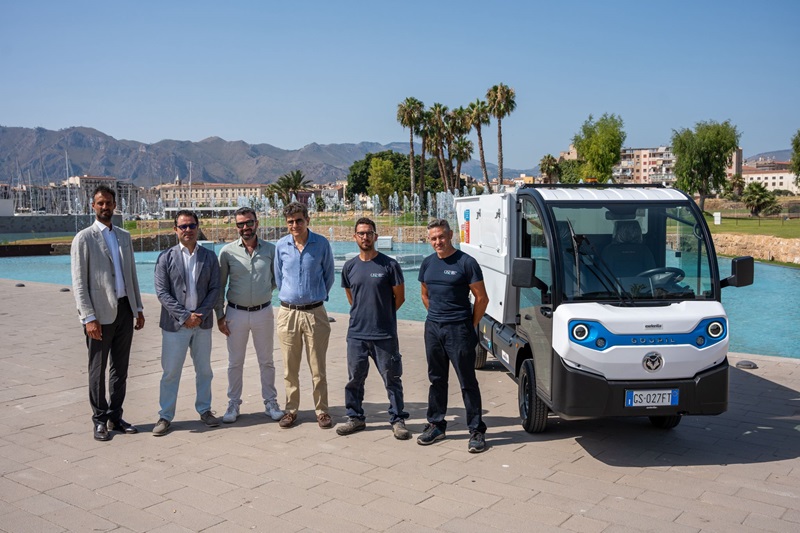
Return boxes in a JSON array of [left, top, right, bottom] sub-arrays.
[[1, 1, 799, 170]]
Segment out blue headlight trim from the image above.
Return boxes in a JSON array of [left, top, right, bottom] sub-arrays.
[[568, 318, 727, 351]]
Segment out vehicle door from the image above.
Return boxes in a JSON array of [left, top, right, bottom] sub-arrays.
[[518, 197, 555, 401]]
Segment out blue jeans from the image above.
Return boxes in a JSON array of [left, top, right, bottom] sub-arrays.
[[345, 338, 408, 424], [159, 326, 213, 422], [424, 319, 486, 434]]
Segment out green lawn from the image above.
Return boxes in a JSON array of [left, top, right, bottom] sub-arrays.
[[704, 215, 800, 239]]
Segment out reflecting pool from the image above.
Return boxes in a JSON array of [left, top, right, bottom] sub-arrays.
[[1, 245, 797, 358]]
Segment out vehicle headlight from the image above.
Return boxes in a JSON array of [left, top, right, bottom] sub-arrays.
[[572, 323, 590, 341], [707, 321, 724, 339]]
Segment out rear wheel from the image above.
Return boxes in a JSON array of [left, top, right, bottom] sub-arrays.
[[475, 343, 487, 369], [649, 414, 682, 429], [519, 359, 548, 433]]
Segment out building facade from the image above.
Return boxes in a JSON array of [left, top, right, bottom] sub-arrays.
[[742, 167, 798, 194]]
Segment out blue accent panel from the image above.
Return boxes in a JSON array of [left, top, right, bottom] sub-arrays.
[[569, 318, 727, 352]]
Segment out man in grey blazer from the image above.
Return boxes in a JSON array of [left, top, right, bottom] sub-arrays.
[[152, 209, 221, 436], [71, 185, 145, 441]]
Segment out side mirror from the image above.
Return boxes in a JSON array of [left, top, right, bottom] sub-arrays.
[[721, 256, 754, 288], [511, 258, 536, 288]]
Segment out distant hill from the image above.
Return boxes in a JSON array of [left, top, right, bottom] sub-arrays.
[[745, 149, 791, 163], [0, 125, 535, 188]]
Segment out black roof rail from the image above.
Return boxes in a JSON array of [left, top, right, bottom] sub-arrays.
[[519, 183, 665, 189]]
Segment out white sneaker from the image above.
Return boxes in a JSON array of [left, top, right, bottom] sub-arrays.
[[265, 399, 284, 421], [223, 400, 240, 423]]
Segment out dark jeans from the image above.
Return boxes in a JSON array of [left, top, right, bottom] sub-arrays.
[[345, 338, 408, 424], [424, 319, 486, 434], [86, 297, 134, 425]]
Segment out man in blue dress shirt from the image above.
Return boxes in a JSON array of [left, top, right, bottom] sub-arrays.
[[274, 202, 335, 429]]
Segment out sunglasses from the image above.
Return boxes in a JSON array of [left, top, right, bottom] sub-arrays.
[[286, 218, 306, 226], [235, 220, 256, 228], [176, 223, 198, 231]]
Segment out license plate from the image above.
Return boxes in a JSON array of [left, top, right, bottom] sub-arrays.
[[625, 389, 679, 407]]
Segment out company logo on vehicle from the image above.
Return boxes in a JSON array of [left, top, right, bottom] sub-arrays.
[[631, 336, 677, 345], [644, 323, 663, 330], [642, 352, 663, 372]]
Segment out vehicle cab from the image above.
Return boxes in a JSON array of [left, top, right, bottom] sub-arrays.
[[455, 184, 754, 432]]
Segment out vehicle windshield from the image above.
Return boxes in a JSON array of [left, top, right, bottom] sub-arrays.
[[551, 202, 715, 303]]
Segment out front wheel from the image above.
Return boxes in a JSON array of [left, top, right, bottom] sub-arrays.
[[519, 359, 548, 433], [649, 414, 682, 429], [475, 343, 487, 369]]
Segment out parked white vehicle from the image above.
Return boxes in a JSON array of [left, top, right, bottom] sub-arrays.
[[455, 185, 753, 432]]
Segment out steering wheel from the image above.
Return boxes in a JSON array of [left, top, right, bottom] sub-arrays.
[[636, 266, 686, 284]]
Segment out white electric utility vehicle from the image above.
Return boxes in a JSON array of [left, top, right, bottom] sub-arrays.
[[454, 184, 753, 432]]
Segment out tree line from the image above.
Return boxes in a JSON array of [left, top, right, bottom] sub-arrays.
[[276, 89, 800, 219]]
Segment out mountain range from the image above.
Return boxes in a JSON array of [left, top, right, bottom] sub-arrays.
[[0, 125, 535, 188], [745, 149, 792, 162]]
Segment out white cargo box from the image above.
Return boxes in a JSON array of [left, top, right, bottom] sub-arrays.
[[455, 192, 518, 324]]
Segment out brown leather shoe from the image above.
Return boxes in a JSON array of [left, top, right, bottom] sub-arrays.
[[279, 412, 297, 429], [317, 413, 332, 429]]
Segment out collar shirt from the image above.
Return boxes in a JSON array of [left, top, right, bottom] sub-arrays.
[[215, 237, 276, 319], [179, 242, 199, 311], [94, 219, 127, 299], [274, 229, 334, 305]]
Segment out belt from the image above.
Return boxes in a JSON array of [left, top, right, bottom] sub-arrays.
[[280, 301, 323, 311], [228, 301, 271, 312]]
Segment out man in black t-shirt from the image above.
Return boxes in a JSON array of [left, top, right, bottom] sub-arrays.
[[417, 218, 490, 453], [336, 218, 411, 439]]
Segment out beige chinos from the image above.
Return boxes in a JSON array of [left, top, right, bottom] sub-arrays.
[[277, 305, 331, 415]]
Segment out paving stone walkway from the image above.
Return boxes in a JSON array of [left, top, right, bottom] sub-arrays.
[[0, 279, 798, 532]]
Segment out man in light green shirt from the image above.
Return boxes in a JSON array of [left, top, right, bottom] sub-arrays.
[[215, 207, 284, 423]]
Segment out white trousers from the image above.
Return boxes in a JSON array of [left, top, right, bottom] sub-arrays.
[[224, 305, 277, 403]]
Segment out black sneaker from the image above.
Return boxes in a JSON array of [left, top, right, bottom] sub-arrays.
[[468, 431, 486, 453], [416, 423, 445, 446], [200, 411, 220, 427], [335, 417, 366, 436]]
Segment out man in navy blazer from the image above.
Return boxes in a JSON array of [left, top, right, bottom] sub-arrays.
[[152, 209, 221, 436], [71, 185, 145, 441]]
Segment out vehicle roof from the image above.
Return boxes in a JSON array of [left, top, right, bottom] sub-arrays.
[[530, 187, 688, 203]]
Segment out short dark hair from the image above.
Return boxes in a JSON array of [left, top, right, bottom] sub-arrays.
[[283, 201, 308, 219], [234, 207, 257, 219], [354, 217, 376, 233], [92, 184, 116, 202], [426, 218, 451, 232], [174, 209, 199, 226]]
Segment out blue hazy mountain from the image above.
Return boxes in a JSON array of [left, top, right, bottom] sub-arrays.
[[0, 126, 535, 187]]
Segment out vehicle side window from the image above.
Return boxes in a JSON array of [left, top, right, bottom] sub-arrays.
[[521, 199, 551, 306]]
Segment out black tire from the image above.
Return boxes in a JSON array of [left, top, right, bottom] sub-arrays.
[[518, 359, 548, 433], [648, 414, 682, 429], [475, 343, 488, 370]]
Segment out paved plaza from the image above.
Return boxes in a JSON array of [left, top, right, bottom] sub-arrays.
[[1, 278, 799, 532]]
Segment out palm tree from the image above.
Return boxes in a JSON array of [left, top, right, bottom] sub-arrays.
[[446, 106, 472, 190], [417, 110, 432, 201], [468, 99, 492, 193], [539, 154, 559, 184], [742, 182, 781, 217], [428, 103, 449, 191], [269, 170, 313, 205], [728, 173, 745, 197], [396, 97, 424, 198], [452, 136, 474, 190], [486, 83, 517, 185]]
